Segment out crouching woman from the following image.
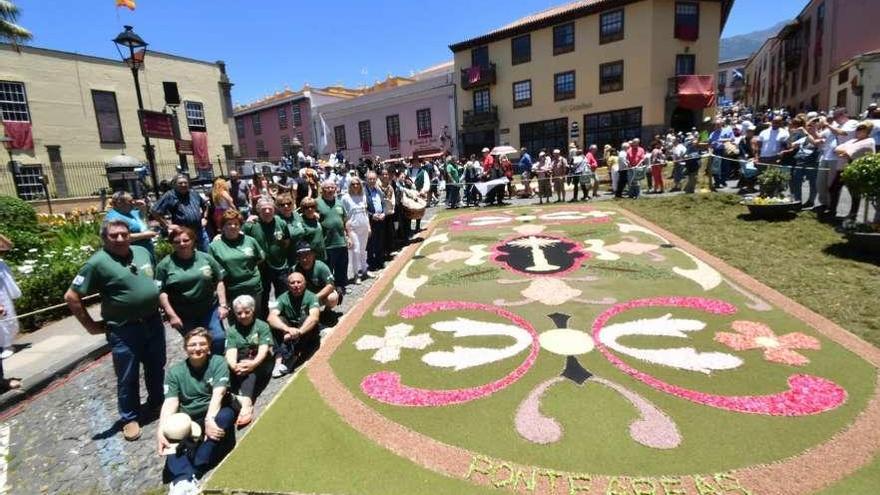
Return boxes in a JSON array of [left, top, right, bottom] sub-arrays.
[[157, 327, 236, 494]]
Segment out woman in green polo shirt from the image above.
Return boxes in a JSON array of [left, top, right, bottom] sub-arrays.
[[156, 227, 228, 355], [224, 294, 273, 427], [208, 210, 265, 320], [157, 327, 236, 494], [299, 197, 326, 262]]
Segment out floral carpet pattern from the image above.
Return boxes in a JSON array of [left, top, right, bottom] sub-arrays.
[[207, 205, 880, 495]]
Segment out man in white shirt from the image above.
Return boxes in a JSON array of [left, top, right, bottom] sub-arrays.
[[756, 116, 789, 167]]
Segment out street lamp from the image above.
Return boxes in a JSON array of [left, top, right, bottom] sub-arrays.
[[113, 25, 160, 197]]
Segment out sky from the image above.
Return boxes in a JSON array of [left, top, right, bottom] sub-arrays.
[[14, 0, 807, 105]]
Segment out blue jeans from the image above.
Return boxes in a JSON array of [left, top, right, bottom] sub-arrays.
[[446, 184, 461, 207], [180, 305, 225, 356], [791, 166, 818, 204], [106, 313, 166, 422], [196, 228, 210, 253], [326, 246, 348, 289], [164, 406, 236, 482]]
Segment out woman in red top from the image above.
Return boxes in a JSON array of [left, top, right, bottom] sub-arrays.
[[500, 155, 514, 199]]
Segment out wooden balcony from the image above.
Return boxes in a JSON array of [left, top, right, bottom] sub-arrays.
[[460, 63, 497, 90], [462, 106, 498, 128]]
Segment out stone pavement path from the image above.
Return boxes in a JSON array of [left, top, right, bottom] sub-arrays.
[[0, 183, 865, 495]]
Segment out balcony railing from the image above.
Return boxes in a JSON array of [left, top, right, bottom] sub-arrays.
[[463, 106, 498, 128], [460, 63, 497, 90]]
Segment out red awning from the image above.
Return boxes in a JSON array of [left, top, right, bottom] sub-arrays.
[[676, 75, 716, 110]]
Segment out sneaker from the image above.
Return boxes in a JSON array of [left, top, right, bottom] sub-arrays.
[[0, 348, 13, 359], [122, 421, 141, 441], [272, 362, 288, 378], [169, 476, 200, 495]]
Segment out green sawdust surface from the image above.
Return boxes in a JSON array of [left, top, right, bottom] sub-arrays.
[[204, 374, 500, 495], [209, 203, 880, 494], [622, 194, 880, 347], [817, 454, 880, 494]]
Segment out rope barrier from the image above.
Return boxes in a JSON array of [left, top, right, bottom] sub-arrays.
[[0, 293, 99, 324]]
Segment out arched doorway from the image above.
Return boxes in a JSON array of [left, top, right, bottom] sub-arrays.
[[670, 107, 695, 133]]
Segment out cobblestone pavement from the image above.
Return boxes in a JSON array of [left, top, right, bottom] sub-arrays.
[[0, 184, 865, 495]]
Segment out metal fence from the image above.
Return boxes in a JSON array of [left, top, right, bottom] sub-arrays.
[[0, 159, 230, 200]]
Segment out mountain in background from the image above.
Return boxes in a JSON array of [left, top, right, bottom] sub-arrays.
[[719, 20, 788, 62]]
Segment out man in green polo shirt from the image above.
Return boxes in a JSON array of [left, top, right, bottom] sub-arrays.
[[243, 198, 291, 314], [64, 219, 165, 442], [317, 180, 351, 293], [292, 242, 339, 310], [267, 271, 321, 377]]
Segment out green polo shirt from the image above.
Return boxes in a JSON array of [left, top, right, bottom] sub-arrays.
[[293, 260, 334, 294], [272, 289, 320, 327], [243, 216, 291, 271], [317, 197, 347, 249], [446, 162, 461, 184], [225, 318, 274, 357], [208, 234, 264, 295], [163, 355, 230, 417], [70, 246, 159, 325], [278, 212, 306, 265], [155, 251, 225, 320], [301, 216, 326, 261]]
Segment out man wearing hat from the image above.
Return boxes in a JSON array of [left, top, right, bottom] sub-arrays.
[[292, 242, 339, 311], [481, 147, 495, 175], [519, 147, 533, 198]]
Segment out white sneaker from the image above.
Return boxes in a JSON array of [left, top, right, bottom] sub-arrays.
[[272, 362, 288, 378], [0, 348, 13, 359], [168, 476, 200, 495]]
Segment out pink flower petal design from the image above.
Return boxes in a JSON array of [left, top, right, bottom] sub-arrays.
[[764, 347, 811, 366], [593, 297, 847, 416], [514, 377, 565, 444], [714, 331, 763, 351], [731, 320, 776, 339], [777, 332, 822, 350], [361, 301, 539, 407]]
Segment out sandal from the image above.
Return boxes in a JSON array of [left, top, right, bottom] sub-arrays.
[[236, 407, 253, 428]]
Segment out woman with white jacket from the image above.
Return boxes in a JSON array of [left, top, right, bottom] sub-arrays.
[[341, 177, 372, 282]]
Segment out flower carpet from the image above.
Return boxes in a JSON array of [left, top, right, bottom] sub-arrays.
[[205, 204, 880, 495]]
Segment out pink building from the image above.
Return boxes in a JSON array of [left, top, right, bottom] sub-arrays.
[[318, 62, 457, 162], [233, 86, 362, 160], [744, 0, 880, 112]]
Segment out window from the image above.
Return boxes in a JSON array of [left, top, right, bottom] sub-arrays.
[[0, 81, 30, 121], [675, 54, 696, 76], [471, 46, 489, 68], [255, 139, 268, 159], [416, 108, 432, 138], [519, 118, 568, 156], [600, 10, 624, 44], [674, 2, 699, 41], [584, 107, 642, 151], [359, 120, 372, 153], [91, 90, 124, 144], [814, 2, 825, 84], [235, 118, 246, 140], [717, 71, 727, 88], [281, 135, 292, 155], [511, 35, 531, 65], [801, 18, 811, 89], [836, 88, 848, 109], [295, 131, 304, 143], [838, 67, 849, 85], [278, 106, 288, 130], [512, 80, 532, 108], [599, 61, 624, 93], [185, 101, 206, 131], [554, 71, 576, 101], [553, 23, 575, 55], [334, 125, 347, 150], [252, 113, 262, 135], [473, 89, 491, 113], [292, 104, 302, 127], [386, 114, 400, 151], [239, 143, 248, 157]]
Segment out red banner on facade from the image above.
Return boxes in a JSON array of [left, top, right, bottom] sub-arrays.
[[139, 110, 175, 139], [175, 139, 193, 155], [676, 75, 716, 110], [1, 121, 34, 150]]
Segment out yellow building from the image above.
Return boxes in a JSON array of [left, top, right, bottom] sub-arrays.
[[0, 42, 236, 198], [450, 0, 732, 157]]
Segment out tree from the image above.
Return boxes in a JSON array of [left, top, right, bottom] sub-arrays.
[[0, 0, 32, 45]]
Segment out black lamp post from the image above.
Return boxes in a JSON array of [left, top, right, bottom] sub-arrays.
[[113, 25, 160, 198]]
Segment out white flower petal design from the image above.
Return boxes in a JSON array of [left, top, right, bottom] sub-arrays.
[[671, 249, 722, 291], [464, 244, 490, 266], [599, 314, 742, 374], [422, 317, 532, 370], [583, 239, 620, 261], [355, 323, 434, 364]]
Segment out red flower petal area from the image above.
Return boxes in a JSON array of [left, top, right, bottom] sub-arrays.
[[592, 297, 848, 416], [360, 301, 540, 407], [490, 233, 591, 278], [448, 205, 610, 232]]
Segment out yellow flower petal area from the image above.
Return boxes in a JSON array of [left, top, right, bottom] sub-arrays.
[[539, 328, 595, 356]]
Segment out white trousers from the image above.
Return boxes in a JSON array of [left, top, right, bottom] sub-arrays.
[[348, 223, 370, 279]]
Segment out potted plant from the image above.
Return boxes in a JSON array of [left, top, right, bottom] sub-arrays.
[[840, 153, 880, 251], [741, 167, 800, 218]]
